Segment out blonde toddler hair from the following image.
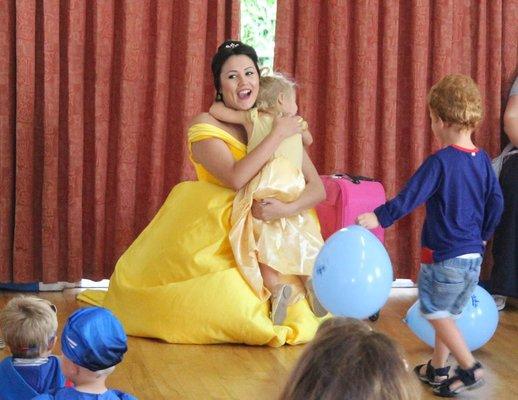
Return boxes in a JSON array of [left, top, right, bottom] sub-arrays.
[[0, 296, 57, 357], [256, 71, 296, 113], [428, 74, 483, 130]]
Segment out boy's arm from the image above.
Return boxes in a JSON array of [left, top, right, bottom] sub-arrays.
[[481, 168, 504, 240], [370, 156, 442, 229], [209, 102, 248, 125]]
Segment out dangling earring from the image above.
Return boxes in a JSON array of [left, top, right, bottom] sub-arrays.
[[216, 92, 222, 101]]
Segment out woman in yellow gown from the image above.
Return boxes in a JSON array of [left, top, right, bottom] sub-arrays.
[[79, 40, 325, 346]]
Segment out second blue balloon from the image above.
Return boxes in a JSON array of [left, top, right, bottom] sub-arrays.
[[312, 225, 393, 319]]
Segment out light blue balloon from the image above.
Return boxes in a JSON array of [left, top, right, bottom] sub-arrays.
[[405, 285, 499, 351], [312, 225, 393, 319]]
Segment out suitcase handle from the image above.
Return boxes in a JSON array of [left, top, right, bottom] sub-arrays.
[[330, 173, 379, 184]]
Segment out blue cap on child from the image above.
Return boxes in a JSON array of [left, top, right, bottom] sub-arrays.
[[61, 307, 128, 371]]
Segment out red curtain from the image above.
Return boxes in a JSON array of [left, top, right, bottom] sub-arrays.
[[275, 0, 518, 279], [0, 0, 239, 283]]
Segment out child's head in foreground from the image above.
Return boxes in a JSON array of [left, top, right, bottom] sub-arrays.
[[428, 74, 483, 133], [0, 296, 58, 358], [279, 317, 420, 400], [60, 307, 127, 385], [256, 71, 298, 116]]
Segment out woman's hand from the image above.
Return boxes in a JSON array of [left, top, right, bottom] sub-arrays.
[[271, 115, 303, 140], [251, 198, 294, 221], [356, 212, 380, 229]]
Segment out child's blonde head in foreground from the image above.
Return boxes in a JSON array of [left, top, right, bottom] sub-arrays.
[[0, 296, 57, 358], [428, 74, 483, 131], [256, 71, 297, 115], [279, 317, 420, 400]]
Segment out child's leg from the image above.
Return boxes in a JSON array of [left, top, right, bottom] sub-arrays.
[[431, 317, 484, 393], [431, 334, 450, 369], [260, 264, 305, 298], [417, 257, 484, 395], [415, 261, 461, 385], [416, 333, 450, 383], [430, 318, 478, 370], [261, 265, 311, 324], [259, 263, 281, 289], [431, 256, 483, 372], [260, 263, 293, 325], [415, 332, 451, 385]]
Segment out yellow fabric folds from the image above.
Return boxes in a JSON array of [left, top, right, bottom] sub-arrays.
[[78, 123, 321, 345]]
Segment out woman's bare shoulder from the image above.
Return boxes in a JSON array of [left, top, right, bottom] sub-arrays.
[[189, 113, 220, 128], [189, 112, 247, 144]]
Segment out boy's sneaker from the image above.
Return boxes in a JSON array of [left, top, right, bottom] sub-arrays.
[[493, 295, 507, 311]]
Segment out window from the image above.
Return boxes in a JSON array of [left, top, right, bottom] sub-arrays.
[[240, 0, 277, 69]]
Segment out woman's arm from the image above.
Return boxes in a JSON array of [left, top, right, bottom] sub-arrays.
[[191, 114, 302, 191], [251, 150, 326, 221], [290, 150, 326, 212], [504, 95, 518, 146]]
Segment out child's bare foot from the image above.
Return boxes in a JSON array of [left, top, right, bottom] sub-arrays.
[[271, 284, 292, 325]]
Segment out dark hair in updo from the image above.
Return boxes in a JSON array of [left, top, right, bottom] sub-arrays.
[[211, 40, 260, 100]]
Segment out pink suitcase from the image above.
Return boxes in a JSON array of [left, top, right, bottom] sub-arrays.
[[315, 173, 386, 243]]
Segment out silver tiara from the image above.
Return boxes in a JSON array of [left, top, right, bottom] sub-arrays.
[[225, 42, 240, 49]]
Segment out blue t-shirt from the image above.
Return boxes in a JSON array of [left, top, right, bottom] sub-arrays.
[[14, 356, 64, 394], [374, 145, 504, 262], [0, 356, 65, 400], [32, 387, 137, 400]]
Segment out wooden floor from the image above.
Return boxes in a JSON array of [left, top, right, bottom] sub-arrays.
[[1, 288, 517, 400]]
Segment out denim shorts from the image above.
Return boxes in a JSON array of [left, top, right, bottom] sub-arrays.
[[418, 256, 482, 319]]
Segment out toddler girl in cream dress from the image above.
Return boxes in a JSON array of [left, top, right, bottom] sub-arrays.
[[210, 72, 326, 324]]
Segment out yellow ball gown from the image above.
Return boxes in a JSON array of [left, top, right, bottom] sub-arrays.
[[78, 123, 321, 346]]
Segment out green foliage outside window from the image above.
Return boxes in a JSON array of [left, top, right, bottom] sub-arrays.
[[240, 0, 277, 69]]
